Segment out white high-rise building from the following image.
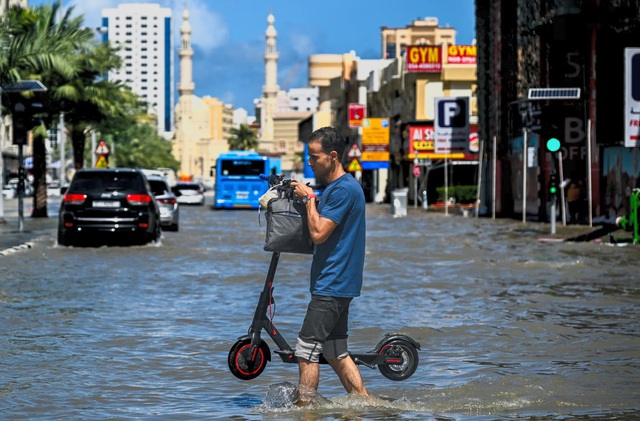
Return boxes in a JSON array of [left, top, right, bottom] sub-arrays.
[[0, 0, 27, 15], [101, 3, 174, 138]]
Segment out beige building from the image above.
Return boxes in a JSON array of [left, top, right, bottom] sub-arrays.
[[201, 97, 233, 141], [172, 7, 230, 181], [303, 17, 477, 203], [381, 17, 456, 59]]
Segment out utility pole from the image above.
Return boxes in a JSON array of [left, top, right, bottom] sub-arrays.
[[59, 113, 65, 181], [0, 86, 5, 223]]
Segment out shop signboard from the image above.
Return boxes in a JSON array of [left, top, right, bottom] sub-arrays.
[[406, 45, 442, 73]]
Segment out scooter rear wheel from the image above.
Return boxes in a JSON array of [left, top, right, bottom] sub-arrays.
[[228, 338, 270, 380], [378, 339, 419, 381]]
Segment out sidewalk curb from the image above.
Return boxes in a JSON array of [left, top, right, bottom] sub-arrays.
[[0, 233, 54, 256], [0, 241, 35, 256]]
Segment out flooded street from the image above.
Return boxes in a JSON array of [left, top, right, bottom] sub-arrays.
[[1, 199, 638, 420]]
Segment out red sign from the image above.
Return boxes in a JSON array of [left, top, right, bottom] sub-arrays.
[[347, 143, 362, 158], [408, 124, 478, 159], [409, 126, 435, 156], [348, 104, 366, 128], [446, 45, 477, 65], [406, 46, 442, 73], [94, 139, 110, 155]]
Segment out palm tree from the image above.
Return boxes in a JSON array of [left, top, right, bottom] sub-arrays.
[[1, 4, 139, 217], [228, 124, 259, 151], [0, 4, 92, 216]]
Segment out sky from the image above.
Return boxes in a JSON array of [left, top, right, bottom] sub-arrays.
[[31, 0, 476, 113]]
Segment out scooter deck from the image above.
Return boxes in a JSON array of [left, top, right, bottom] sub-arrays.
[[273, 348, 406, 369]]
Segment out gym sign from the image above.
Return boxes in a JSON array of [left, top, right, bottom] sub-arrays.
[[406, 45, 442, 73]]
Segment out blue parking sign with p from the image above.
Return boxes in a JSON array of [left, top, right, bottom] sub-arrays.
[[434, 97, 470, 154], [437, 98, 467, 128]]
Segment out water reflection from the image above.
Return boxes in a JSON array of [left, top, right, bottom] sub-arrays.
[[0, 204, 638, 420]]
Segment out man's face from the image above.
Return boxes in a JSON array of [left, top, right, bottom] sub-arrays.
[[308, 140, 333, 184]]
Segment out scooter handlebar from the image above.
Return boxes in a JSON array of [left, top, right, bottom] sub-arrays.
[[260, 173, 287, 187]]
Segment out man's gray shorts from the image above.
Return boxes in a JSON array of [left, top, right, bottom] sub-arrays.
[[295, 295, 352, 363]]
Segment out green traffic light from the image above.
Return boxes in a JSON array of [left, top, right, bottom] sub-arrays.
[[549, 186, 557, 194], [546, 138, 561, 153]]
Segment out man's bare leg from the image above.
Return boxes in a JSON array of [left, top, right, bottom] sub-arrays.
[[297, 358, 320, 406], [327, 355, 368, 396]]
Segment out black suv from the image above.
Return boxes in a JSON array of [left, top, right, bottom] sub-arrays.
[[58, 168, 161, 246]]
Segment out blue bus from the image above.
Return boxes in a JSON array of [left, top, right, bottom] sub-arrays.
[[214, 151, 271, 209]]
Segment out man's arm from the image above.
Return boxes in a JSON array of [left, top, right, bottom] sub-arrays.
[[291, 181, 337, 244]]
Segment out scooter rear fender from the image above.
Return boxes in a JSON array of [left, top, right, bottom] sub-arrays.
[[370, 333, 421, 353]]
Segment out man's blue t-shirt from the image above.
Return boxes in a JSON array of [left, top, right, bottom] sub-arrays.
[[310, 174, 365, 298]]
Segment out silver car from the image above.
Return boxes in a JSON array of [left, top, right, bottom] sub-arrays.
[[146, 175, 179, 231], [173, 181, 206, 206]]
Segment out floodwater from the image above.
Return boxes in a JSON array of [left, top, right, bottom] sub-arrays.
[[0, 200, 638, 420]]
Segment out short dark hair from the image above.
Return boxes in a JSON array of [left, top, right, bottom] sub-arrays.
[[308, 126, 345, 158]]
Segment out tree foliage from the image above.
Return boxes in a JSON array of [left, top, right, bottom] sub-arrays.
[[228, 124, 259, 151], [1, 3, 178, 216], [110, 123, 179, 171]]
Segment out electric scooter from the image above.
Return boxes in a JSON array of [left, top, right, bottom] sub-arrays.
[[228, 176, 421, 382]]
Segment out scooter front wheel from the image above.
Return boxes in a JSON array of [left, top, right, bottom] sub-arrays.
[[228, 338, 271, 380], [378, 339, 419, 381]]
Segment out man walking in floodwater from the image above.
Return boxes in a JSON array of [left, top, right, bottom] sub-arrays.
[[291, 126, 368, 405]]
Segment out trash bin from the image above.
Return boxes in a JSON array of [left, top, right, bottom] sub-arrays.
[[391, 188, 408, 217]]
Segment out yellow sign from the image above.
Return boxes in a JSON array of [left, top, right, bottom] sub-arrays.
[[95, 154, 109, 168], [408, 153, 465, 159], [362, 118, 390, 145], [347, 158, 362, 173], [362, 151, 389, 161]]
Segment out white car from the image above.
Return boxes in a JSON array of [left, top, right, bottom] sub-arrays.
[[173, 181, 205, 206], [2, 184, 16, 199]]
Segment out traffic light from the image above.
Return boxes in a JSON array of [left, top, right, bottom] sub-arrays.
[[549, 173, 558, 196], [11, 96, 44, 145], [546, 137, 561, 153], [529, 106, 542, 132]]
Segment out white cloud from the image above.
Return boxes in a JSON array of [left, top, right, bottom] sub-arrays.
[[183, 0, 228, 52], [288, 32, 314, 58], [68, 0, 228, 52]]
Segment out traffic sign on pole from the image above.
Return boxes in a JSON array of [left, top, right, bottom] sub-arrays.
[[434, 97, 470, 154], [347, 158, 362, 173], [95, 139, 110, 155], [347, 143, 362, 158]]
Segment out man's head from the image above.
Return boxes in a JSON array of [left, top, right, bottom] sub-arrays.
[[307, 127, 346, 185]]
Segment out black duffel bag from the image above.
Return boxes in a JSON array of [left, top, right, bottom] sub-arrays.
[[264, 195, 313, 254]]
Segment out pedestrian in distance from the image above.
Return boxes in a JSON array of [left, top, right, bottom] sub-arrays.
[[291, 126, 369, 405]]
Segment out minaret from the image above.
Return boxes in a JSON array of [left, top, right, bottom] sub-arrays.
[[261, 12, 279, 141], [178, 6, 194, 97]]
